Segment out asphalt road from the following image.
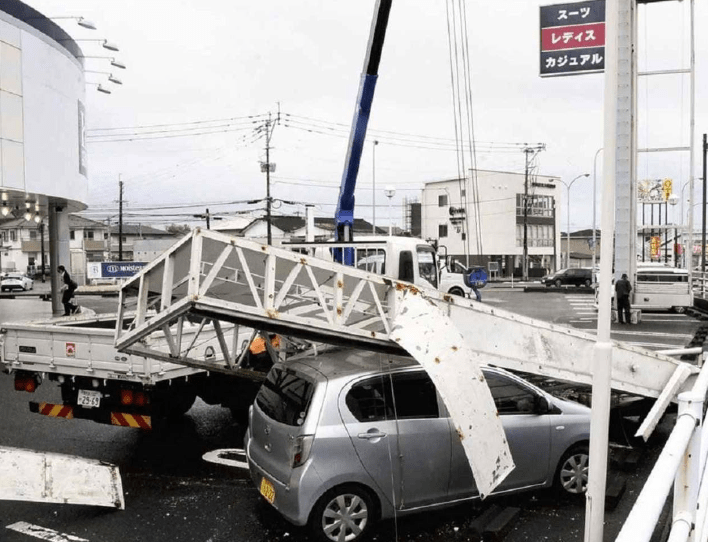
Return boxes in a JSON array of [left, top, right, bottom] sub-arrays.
[[0, 286, 701, 542]]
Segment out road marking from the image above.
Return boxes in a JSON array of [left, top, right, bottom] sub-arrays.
[[202, 448, 249, 469], [626, 341, 688, 350], [6, 522, 88, 542], [611, 331, 693, 339]]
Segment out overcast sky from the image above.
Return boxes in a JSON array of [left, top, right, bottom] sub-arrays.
[[24, 0, 708, 234]]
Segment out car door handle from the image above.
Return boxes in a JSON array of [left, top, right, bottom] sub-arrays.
[[358, 431, 387, 440]]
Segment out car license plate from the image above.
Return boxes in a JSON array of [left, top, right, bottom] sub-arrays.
[[77, 389, 101, 408], [259, 477, 275, 505]]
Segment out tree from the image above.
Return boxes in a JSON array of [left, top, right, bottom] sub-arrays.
[[166, 224, 191, 236]]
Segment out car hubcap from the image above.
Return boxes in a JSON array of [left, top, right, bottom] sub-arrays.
[[560, 452, 589, 494], [322, 493, 368, 542]]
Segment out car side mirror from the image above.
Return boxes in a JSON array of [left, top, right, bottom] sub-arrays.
[[535, 395, 550, 415]]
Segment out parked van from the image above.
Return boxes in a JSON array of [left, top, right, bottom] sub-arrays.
[[594, 264, 692, 313], [245, 349, 591, 542]]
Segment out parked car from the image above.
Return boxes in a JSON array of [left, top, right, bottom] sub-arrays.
[[1, 272, 34, 292], [542, 267, 593, 287], [246, 349, 591, 542]]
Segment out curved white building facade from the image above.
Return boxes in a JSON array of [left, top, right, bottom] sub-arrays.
[[0, 0, 88, 214]]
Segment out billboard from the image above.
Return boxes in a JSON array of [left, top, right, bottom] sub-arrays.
[[637, 179, 673, 204], [540, 0, 606, 77], [87, 262, 147, 279]]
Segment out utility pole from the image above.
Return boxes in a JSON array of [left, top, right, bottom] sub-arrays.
[[522, 145, 545, 281], [39, 220, 46, 283], [523, 149, 531, 281], [193, 208, 211, 229], [261, 108, 280, 245], [118, 177, 123, 262]]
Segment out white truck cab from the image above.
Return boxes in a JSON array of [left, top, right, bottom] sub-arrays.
[[287, 236, 443, 291]]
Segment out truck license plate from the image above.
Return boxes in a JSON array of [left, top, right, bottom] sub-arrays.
[[77, 389, 101, 408], [259, 477, 275, 505]]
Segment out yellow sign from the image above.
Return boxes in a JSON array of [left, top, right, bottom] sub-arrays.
[[650, 236, 661, 258], [662, 179, 673, 201]]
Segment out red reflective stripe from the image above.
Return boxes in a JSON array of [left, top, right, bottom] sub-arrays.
[[111, 412, 152, 430], [110, 412, 127, 426], [38, 402, 73, 419]]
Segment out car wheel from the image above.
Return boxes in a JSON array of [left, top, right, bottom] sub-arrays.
[[555, 444, 589, 496], [672, 306, 686, 314], [309, 484, 377, 542], [449, 287, 465, 297], [554, 279, 562, 288]]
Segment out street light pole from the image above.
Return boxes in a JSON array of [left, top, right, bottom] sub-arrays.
[[384, 186, 395, 236], [559, 173, 590, 268], [592, 149, 603, 271]]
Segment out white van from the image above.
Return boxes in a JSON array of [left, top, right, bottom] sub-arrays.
[[633, 264, 692, 313], [594, 264, 692, 313]]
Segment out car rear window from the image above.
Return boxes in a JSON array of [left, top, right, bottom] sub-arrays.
[[256, 367, 315, 426]]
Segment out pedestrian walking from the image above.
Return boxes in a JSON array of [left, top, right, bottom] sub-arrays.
[[57, 265, 80, 316], [615, 273, 632, 324]]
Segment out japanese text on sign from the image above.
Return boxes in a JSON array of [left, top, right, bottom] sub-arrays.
[[540, 0, 605, 77], [637, 179, 673, 204]]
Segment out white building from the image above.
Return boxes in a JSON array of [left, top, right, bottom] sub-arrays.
[[0, 1, 95, 312], [0, 215, 108, 283], [421, 170, 562, 278]]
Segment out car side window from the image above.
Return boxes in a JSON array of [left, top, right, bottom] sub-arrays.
[[346, 376, 394, 422], [391, 372, 439, 419], [485, 372, 537, 415]]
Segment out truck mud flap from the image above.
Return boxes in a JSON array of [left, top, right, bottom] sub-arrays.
[[29, 402, 74, 419], [110, 412, 152, 429], [0, 445, 124, 509], [29, 402, 152, 430]]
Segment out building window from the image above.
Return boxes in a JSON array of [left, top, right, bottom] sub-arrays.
[[70, 231, 75, 240], [438, 194, 448, 207], [516, 194, 555, 218], [86, 230, 94, 240], [29, 230, 37, 240], [10, 230, 16, 242], [439, 224, 448, 238], [104, 232, 109, 240], [2, 231, 7, 242]]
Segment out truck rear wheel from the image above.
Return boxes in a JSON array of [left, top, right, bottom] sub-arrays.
[[449, 287, 465, 297]]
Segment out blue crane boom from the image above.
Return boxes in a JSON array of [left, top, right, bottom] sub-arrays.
[[334, 0, 392, 265]]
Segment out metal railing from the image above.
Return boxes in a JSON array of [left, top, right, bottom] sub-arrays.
[[616, 350, 708, 542]]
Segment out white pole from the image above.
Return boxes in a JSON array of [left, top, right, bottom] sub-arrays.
[[592, 148, 603, 271], [583, 0, 619, 540], [372, 140, 378, 233], [567, 186, 571, 268]]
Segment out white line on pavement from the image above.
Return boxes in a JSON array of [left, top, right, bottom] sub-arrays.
[[6, 522, 89, 542], [202, 448, 249, 469]]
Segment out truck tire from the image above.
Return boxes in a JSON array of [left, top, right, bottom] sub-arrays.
[[449, 287, 465, 297]]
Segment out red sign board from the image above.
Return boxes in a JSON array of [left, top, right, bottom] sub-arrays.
[[540, 0, 606, 77]]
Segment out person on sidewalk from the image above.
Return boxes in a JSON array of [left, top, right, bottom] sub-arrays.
[[57, 265, 80, 316], [615, 273, 632, 324]]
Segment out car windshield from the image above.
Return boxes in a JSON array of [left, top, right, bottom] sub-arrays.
[[256, 367, 315, 426]]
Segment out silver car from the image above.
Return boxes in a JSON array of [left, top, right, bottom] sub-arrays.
[[245, 349, 590, 542]]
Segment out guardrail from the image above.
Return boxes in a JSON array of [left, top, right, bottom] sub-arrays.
[[693, 271, 708, 298], [616, 349, 708, 542]]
